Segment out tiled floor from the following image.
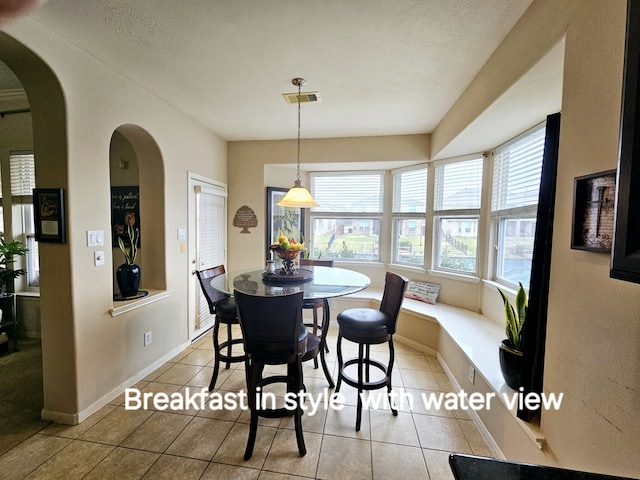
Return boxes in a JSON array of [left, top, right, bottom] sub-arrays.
[[0, 325, 493, 479]]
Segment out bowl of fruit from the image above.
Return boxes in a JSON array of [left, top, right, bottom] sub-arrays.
[[269, 236, 305, 274]]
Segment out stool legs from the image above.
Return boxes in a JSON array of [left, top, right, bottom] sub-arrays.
[[208, 317, 245, 391], [335, 332, 397, 431]]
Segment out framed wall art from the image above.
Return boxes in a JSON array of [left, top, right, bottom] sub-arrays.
[[571, 170, 616, 252], [266, 187, 305, 260], [33, 188, 66, 243]]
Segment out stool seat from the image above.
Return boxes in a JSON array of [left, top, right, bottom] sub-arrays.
[[214, 297, 237, 319], [337, 308, 391, 343]]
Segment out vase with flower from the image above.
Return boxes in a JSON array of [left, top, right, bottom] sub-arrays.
[[116, 222, 141, 297]]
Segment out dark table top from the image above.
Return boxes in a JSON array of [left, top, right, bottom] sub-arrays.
[[211, 266, 371, 300], [449, 454, 637, 480]]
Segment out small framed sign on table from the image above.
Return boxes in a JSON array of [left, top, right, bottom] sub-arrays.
[[34, 188, 66, 243]]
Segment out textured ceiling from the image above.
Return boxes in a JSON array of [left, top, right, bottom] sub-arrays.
[[2, 0, 563, 155]]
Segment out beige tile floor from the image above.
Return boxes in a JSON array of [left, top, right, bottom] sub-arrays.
[[0, 325, 493, 479]]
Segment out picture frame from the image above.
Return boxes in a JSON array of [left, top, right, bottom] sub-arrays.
[[266, 187, 305, 260], [111, 186, 140, 247], [611, 0, 640, 283], [33, 188, 66, 243], [571, 170, 616, 252]]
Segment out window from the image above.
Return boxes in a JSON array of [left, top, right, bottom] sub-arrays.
[[310, 172, 383, 262], [392, 165, 427, 266], [492, 123, 546, 288], [8, 152, 38, 290], [433, 157, 483, 274]]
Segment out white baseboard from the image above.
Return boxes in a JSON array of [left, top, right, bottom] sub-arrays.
[[41, 340, 191, 425]]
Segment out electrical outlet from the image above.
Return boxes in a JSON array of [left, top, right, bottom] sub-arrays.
[[330, 300, 337, 309], [144, 331, 152, 346], [468, 365, 475, 384]]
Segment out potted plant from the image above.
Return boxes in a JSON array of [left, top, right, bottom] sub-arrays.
[[116, 223, 140, 297], [0, 237, 28, 296], [497, 282, 527, 389]]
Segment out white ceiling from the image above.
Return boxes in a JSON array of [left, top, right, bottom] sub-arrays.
[[3, 0, 564, 157]]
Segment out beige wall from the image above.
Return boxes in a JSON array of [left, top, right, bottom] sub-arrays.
[[2, 0, 639, 476]]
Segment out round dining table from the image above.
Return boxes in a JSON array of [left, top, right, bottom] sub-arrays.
[[210, 265, 371, 300], [211, 265, 370, 388]]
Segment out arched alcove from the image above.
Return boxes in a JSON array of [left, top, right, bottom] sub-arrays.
[[0, 32, 76, 418], [110, 125, 166, 292]]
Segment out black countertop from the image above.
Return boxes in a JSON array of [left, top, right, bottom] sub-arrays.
[[449, 454, 638, 480]]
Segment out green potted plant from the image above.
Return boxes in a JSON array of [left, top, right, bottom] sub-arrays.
[[0, 237, 28, 296], [497, 282, 527, 389], [116, 223, 140, 298]]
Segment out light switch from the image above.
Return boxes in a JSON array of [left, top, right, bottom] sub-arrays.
[[87, 230, 104, 247], [94, 250, 105, 266]]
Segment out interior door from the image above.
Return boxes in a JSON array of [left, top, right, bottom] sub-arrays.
[[188, 174, 227, 341]]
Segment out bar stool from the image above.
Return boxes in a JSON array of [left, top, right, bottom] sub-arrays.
[[195, 266, 246, 391], [335, 272, 408, 431], [299, 258, 334, 387], [235, 289, 309, 460]]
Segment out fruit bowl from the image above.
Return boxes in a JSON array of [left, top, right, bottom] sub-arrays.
[[271, 247, 303, 262]]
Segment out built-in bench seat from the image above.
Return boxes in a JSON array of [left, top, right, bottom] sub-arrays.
[[335, 288, 545, 456]]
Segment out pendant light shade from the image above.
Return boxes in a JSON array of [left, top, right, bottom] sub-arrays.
[[277, 77, 319, 208]]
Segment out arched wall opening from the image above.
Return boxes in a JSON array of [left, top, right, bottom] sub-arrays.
[[0, 32, 77, 417]]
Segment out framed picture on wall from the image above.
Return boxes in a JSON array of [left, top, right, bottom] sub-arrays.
[[111, 186, 140, 247], [266, 187, 305, 260], [33, 188, 66, 243]]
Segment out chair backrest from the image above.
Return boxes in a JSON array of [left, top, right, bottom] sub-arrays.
[[300, 258, 334, 267], [234, 289, 305, 362], [379, 272, 409, 335], [196, 265, 228, 314]]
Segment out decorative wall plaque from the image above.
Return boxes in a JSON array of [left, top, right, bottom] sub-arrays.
[[233, 205, 258, 233], [571, 170, 616, 252]]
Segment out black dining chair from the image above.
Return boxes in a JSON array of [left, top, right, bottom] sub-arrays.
[[299, 258, 334, 387], [335, 271, 409, 431], [234, 289, 309, 460], [195, 266, 245, 391]]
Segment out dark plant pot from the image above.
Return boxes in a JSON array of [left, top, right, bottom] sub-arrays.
[[116, 263, 141, 298], [499, 339, 523, 390]]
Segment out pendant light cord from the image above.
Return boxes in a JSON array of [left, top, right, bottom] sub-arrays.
[[297, 82, 302, 182]]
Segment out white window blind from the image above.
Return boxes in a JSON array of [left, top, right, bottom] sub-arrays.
[[392, 167, 427, 213], [434, 158, 483, 211], [10, 152, 36, 199], [196, 185, 226, 328], [311, 173, 383, 213], [492, 126, 546, 212]]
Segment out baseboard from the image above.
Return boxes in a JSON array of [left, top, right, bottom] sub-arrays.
[[41, 340, 191, 425], [394, 333, 437, 357]]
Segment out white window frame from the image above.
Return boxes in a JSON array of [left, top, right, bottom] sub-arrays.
[[491, 122, 546, 289], [432, 155, 484, 276], [391, 164, 427, 267], [309, 171, 384, 263]]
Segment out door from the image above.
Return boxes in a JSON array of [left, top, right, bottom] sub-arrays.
[[188, 174, 227, 340]]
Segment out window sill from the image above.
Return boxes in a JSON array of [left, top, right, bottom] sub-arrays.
[[427, 269, 481, 284], [110, 289, 171, 317]]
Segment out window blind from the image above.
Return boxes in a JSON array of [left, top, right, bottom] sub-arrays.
[[434, 157, 483, 210], [492, 126, 546, 212], [10, 152, 35, 198], [392, 167, 427, 213], [311, 173, 383, 213]]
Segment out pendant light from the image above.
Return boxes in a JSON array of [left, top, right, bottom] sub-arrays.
[[277, 77, 319, 208]]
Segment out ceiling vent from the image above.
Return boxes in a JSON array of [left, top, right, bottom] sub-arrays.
[[282, 91, 321, 104]]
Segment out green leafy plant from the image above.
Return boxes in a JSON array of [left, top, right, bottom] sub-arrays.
[[0, 237, 28, 294], [497, 282, 527, 351], [118, 224, 139, 265]]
